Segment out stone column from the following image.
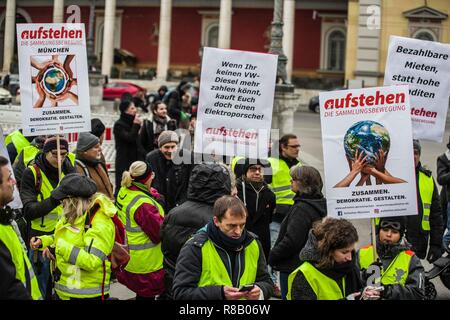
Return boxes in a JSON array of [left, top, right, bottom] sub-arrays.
[[2, 0, 16, 73], [156, 0, 172, 81], [101, 0, 116, 77], [218, 0, 232, 49], [282, 0, 295, 83], [53, 0, 65, 23]]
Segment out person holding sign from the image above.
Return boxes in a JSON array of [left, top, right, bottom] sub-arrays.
[[356, 216, 425, 300], [20, 136, 76, 299], [407, 140, 444, 262]]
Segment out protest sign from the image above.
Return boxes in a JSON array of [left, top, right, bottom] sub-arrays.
[[320, 85, 417, 219], [194, 47, 277, 158], [0, 127, 22, 209], [16, 23, 91, 136], [384, 36, 450, 142]]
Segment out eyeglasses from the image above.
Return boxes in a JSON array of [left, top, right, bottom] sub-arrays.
[[51, 151, 68, 158], [287, 145, 301, 149], [380, 220, 401, 231], [248, 166, 263, 172]]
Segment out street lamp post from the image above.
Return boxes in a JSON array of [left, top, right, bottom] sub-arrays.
[[87, 0, 98, 72], [269, 0, 297, 136], [86, 0, 106, 107], [269, 0, 289, 86]]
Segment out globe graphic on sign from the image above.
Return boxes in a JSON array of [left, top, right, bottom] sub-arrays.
[[42, 67, 67, 95], [344, 120, 390, 166]]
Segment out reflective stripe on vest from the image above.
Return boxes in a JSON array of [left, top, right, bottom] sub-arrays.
[[55, 283, 110, 296], [267, 158, 300, 206], [0, 224, 43, 300], [53, 194, 114, 300], [287, 262, 344, 300], [30, 166, 64, 233], [116, 187, 164, 274], [358, 245, 411, 285], [5, 130, 30, 162], [198, 239, 259, 291], [418, 171, 433, 231]]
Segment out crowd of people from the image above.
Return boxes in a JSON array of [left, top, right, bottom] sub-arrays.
[[0, 79, 449, 301]]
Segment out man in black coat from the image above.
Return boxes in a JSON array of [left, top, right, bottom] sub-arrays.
[[236, 159, 275, 260], [160, 163, 232, 299], [145, 130, 192, 212], [113, 100, 144, 194], [408, 140, 443, 262], [172, 195, 273, 300], [436, 136, 450, 251]]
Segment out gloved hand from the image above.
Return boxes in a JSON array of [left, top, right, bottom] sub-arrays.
[[427, 245, 444, 263]]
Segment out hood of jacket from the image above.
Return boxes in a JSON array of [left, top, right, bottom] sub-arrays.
[[299, 229, 321, 263], [294, 194, 327, 219], [91, 193, 117, 218], [187, 163, 231, 204]]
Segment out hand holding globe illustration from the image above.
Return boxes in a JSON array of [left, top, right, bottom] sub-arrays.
[[31, 55, 78, 108], [334, 120, 406, 188]]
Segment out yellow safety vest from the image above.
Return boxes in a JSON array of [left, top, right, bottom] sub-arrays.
[[198, 239, 259, 290], [116, 187, 164, 274], [418, 171, 433, 231], [29, 166, 64, 233], [47, 194, 116, 300], [358, 245, 412, 285], [0, 224, 43, 300], [231, 156, 245, 175], [5, 130, 30, 162], [21, 145, 40, 167], [267, 157, 300, 206], [287, 261, 345, 300]]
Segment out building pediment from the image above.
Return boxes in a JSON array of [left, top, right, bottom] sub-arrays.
[[403, 6, 448, 21]]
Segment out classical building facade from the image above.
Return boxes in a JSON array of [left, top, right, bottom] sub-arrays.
[[345, 0, 449, 87], [0, 0, 348, 88]]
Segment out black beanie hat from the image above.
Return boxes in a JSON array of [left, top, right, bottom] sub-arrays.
[[91, 118, 106, 138], [43, 136, 68, 153], [119, 100, 132, 114], [242, 158, 268, 176]]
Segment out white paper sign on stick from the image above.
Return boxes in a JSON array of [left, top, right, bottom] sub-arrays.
[[194, 47, 277, 159], [320, 85, 417, 220], [384, 36, 450, 142], [16, 23, 91, 136]]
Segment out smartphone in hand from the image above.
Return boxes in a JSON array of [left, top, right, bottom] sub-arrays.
[[239, 284, 255, 292]]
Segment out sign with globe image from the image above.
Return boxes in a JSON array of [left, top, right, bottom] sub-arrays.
[[30, 54, 78, 108], [319, 85, 417, 219], [41, 66, 68, 96], [344, 120, 390, 166], [17, 23, 91, 136]]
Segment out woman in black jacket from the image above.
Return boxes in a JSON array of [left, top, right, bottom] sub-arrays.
[[268, 165, 327, 300], [113, 100, 144, 194]]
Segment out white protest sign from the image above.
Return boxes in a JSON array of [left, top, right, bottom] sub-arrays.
[[16, 23, 91, 136], [194, 47, 277, 158], [384, 36, 450, 142], [320, 85, 417, 219], [0, 128, 22, 209]]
